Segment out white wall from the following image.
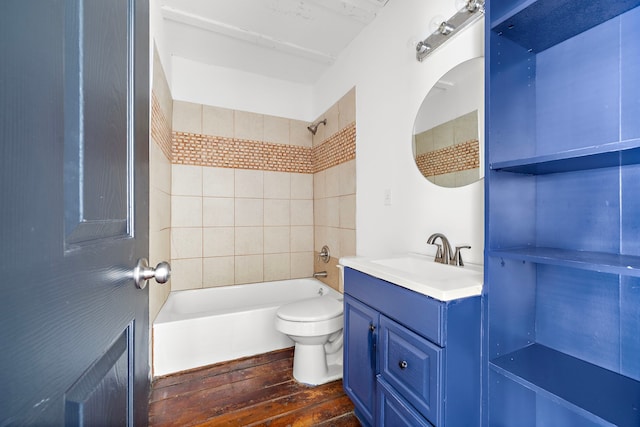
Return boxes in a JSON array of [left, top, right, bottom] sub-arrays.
[[150, 0, 172, 90], [314, 0, 485, 264], [171, 57, 314, 121], [162, 0, 486, 265]]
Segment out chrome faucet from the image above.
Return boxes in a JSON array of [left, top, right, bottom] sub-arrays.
[[427, 233, 471, 266], [427, 233, 453, 264]]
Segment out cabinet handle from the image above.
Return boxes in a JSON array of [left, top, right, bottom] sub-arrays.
[[368, 322, 377, 372], [399, 360, 408, 370]]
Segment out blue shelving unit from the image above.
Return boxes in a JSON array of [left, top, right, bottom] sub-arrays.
[[485, 0, 640, 425]]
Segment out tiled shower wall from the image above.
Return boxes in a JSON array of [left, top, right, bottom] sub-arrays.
[[169, 89, 356, 292], [312, 89, 356, 291], [149, 46, 173, 322]]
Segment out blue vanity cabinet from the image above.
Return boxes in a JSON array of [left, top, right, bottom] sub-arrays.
[[485, 0, 640, 425], [343, 294, 378, 426], [343, 267, 480, 427]]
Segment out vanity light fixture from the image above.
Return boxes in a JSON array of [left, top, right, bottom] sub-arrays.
[[416, 0, 485, 62]]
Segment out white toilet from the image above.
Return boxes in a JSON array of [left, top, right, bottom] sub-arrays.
[[275, 296, 344, 386]]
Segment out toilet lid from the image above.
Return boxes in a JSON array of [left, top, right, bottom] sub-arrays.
[[277, 297, 343, 322]]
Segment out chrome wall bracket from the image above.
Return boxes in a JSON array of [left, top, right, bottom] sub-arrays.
[[416, 0, 485, 62]]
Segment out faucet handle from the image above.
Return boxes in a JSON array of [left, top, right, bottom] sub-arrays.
[[453, 245, 471, 266]]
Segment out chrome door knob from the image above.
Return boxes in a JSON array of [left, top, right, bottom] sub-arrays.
[[133, 258, 171, 289]]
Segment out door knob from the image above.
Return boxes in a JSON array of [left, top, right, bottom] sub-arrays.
[[133, 258, 171, 289]]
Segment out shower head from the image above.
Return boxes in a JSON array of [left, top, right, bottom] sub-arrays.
[[307, 119, 327, 135]]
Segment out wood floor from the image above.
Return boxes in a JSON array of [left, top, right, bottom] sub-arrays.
[[149, 347, 361, 427]]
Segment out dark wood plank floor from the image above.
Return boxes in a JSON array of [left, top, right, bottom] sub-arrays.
[[149, 347, 361, 427]]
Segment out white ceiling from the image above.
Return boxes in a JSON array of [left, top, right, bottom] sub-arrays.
[[160, 0, 390, 84]]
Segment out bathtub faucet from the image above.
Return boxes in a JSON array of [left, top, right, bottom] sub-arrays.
[[313, 271, 328, 278]]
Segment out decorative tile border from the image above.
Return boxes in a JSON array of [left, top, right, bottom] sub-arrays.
[[172, 132, 313, 173], [415, 139, 479, 177], [170, 121, 356, 174], [151, 92, 173, 161], [312, 122, 356, 173]]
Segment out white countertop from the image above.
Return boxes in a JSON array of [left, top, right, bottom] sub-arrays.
[[339, 253, 483, 302]]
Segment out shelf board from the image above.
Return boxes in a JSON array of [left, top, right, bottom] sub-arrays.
[[490, 344, 640, 426], [488, 247, 640, 277], [489, 139, 640, 174], [491, 0, 640, 53]]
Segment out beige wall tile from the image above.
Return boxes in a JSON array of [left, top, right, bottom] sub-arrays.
[[235, 198, 263, 226], [150, 141, 171, 194], [172, 164, 202, 196], [314, 170, 326, 199], [234, 110, 264, 141], [324, 227, 341, 259], [291, 173, 313, 199], [173, 101, 202, 134], [433, 121, 455, 150], [340, 228, 356, 257], [323, 103, 340, 138], [264, 199, 290, 226], [264, 171, 290, 199], [203, 105, 234, 138], [170, 258, 203, 291], [149, 228, 170, 268], [203, 256, 235, 287], [290, 120, 313, 148], [171, 196, 202, 227], [264, 253, 291, 282], [291, 199, 313, 226], [314, 226, 327, 254], [314, 197, 327, 227], [150, 188, 171, 231], [433, 172, 456, 187], [339, 195, 356, 229], [235, 169, 264, 198], [149, 228, 171, 312], [235, 255, 263, 284], [326, 197, 340, 227], [203, 227, 234, 257], [325, 165, 340, 197], [338, 159, 356, 196], [290, 252, 313, 278], [338, 87, 356, 129], [203, 197, 234, 227], [203, 167, 234, 197], [455, 168, 480, 187], [171, 228, 202, 259], [264, 115, 290, 145], [264, 227, 290, 254], [291, 226, 314, 252], [415, 130, 435, 155], [454, 110, 479, 144], [235, 226, 264, 255]]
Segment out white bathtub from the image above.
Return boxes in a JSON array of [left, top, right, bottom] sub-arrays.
[[152, 278, 342, 377]]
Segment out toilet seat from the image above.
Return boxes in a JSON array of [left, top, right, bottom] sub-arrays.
[[276, 297, 343, 322]]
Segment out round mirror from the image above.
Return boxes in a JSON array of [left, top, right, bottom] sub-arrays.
[[412, 57, 484, 188]]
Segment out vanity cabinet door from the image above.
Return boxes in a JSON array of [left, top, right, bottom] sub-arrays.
[[377, 378, 435, 427], [379, 315, 443, 426], [344, 295, 379, 426]]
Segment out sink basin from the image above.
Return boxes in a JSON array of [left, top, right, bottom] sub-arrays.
[[340, 254, 483, 301], [371, 256, 482, 279]]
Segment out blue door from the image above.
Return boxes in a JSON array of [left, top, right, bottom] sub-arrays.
[[1, 0, 150, 425]]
